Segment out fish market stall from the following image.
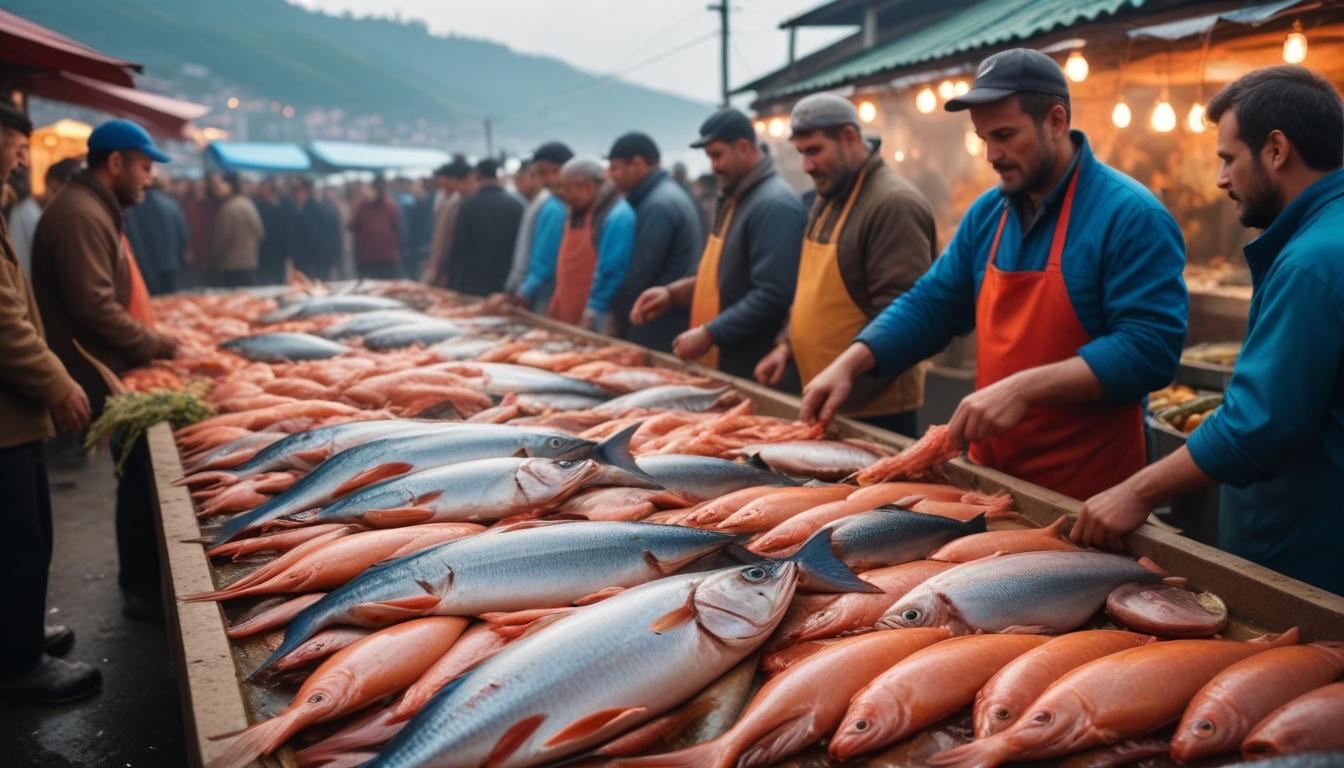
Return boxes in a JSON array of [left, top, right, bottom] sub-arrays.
[[130, 282, 1344, 768]]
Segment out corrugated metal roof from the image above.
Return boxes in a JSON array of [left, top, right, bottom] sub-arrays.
[[761, 0, 1146, 100]]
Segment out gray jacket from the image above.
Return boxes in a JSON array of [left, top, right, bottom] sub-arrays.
[[703, 156, 806, 379], [613, 169, 705, 353]]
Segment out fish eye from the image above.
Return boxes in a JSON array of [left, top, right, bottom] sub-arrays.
[[307, 693, 326, 704], [852, 719, 870, 732], [549, 437, 565, 448], [994, 707, 1012, 720], [1031, 711, 1052, 725], [901, 609, 921, 622], [743, 566, 767, 582], [1193, 719, 1216, 738]]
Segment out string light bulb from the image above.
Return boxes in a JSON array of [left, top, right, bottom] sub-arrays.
[[954, 80, 969, 96], [1283, 20, 1308, 63], [858, 100, 878, 123], [916, 87, 937, 114], [1151, 99, 1177, 133], [893, 149, 906, 163], [767, 117, 786, 138], [753, 120, 765, 134], [1187, 103, 1207, 133], [964, 130, 983, 157], [938, 80, 955, 100], [1064, 51, 1090, 83], [1112, 100, 1132, 128]]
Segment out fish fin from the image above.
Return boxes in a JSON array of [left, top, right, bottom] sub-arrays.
[[592, 696, 716, 758], [492, 611, 571, 640], [738, 713, 818, 768], [1043, 516, 1069, 537], [965, 511, 988, 534], [574, 586, 625, 605], [331, 462, 415, 498], [1136, 556, 1170, 578], [608, 739, 731, 768], [362, 506, 436, 527], [1250, 626, 1300, 647], [544, 707, 649, 749], [204, 709, 302, 768], [348, 594, 439, 623], [593, 423, 661, 488], [998, 625, 1056, 635], [483, 714, 547, 768], [925, 733, 1015, 768], [745, 454, 773, 472], [650, 594, 697, 633], [788, 528, 882, 593], [481, 606, 576, 626], [1162, 576, 1189, 587]]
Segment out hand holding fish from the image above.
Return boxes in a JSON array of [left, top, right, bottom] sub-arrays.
[[947, 374, 1031, 445], [799, 342, 875, 426], [1074, 478, 1151, 551], [672, 326, 713, 360]]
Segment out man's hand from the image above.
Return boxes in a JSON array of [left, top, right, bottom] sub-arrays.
[[799, 344, 876, 427], [754, 343, 791, 386], [672, 326, 713, 361], [1072, 480, 1153, 551], [581, 308, 613, 335], [154, 332, 180, 359], [420, 267, 438, 285], [51, 382, 91, 434], [629, 286, 672, 326], [947, 374, 1030, 446]]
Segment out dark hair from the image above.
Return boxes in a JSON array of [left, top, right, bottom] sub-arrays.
[[1207, 65, 1344, 172], [791, 124, 859, 143], [88, 149, 115, 169], [1017, 92, 1071, 126], [46, 157, 83, 185], [221, 172, 241, 195], [0, 103, 33, 136]]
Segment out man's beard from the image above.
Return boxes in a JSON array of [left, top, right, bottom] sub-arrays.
[[1234, 158, 1284, 229], [114, 177, 145, 207], [1000, 131, 1057, 197]]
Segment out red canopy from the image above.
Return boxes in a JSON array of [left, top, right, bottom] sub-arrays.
[[30, 71, 209, 139], [0, 8, 140, 87]]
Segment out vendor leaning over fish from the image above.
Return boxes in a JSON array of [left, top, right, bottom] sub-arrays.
[[1074, 66, 1344, 596], [801, 48, 1188, 500]]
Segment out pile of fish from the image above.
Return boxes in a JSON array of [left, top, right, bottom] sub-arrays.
[[127, 283, 1343, 768]]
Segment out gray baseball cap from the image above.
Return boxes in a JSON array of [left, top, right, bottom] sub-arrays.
[[945, 48, 1070, 112], [789, 93, 859, 137]]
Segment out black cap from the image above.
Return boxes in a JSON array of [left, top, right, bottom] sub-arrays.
[[434, 158, 473, 179], [690, 108, 755, 148], [474, 158, 501, 178], [945, 48, 1070, 112], [0, 102, 33, 136], [532, 141, 574, 166], [608, 131, 660, 163]]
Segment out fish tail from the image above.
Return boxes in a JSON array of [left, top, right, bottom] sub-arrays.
[[248, 604, 326, 679], [965, 511, 988, 533], [925, 734, 1015, 768], [787, 529, 881, 594], [609, 738, 733, 768], [205, 709, 303, 768], [594, 423, 659, 486]]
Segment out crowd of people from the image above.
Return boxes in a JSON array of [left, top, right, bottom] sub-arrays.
[[1, 52, 1341, 708]]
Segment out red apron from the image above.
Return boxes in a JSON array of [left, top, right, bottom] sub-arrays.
[[547, 210, 597, 325], [968, 166, 1145, 500], [121, 233, 156, 327]]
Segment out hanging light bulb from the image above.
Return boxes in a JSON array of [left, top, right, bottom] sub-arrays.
[[964, 130, 984, 157], [1064, 51, 1090, 83], [893, 149, 906, 163], [767, 117, 786, 138], [1112, 100, 1132, 128], [938, 80, 955, 100], [1283, 20, 1308, 63], [753, 120, 766, 134], [858, 100, 878, 123], [954, 80, 970, 96], [916, 87, 937, 114], [1151, 99, 1177, 133], [1187, 102, 1207, 133]]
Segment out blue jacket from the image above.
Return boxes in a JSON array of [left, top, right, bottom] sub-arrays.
[[519, 195, 566, 305], [1187, 169, 1344, 595], [612, 169, 706, 353], [856, 131, 1187, 406], [587, 197, 635, 315]]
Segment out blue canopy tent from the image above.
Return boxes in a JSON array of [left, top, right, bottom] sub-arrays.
[[205, 141, 311, 173], [306, 140, 450, 174]]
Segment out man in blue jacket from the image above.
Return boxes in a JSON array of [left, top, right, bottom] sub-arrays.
[[1075, 66, 1344, 596], [607, 131, 706, 353], [514, 141, 573, 313], [800, 49, 1187, 501]]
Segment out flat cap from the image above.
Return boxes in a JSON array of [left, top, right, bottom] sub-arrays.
[[691, 108, 755, 148], [789, 93, 859, 136], [608, 131, 660, 163]]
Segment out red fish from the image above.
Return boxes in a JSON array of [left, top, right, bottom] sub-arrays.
[[1241, 682, 1344, 759], [930, 518, 1077, 562]]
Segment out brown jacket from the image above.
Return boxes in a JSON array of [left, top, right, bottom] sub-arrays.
[[805, 145, 937, 414], [210, 193, 264, 271], [0, 213, 73, 448], [32, 172, 169, 412]]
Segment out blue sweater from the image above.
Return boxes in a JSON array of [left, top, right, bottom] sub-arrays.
[[518, 195, 567, 302], [855, 131, 1187, 405], [1187, 169, 1344, 595], [586, 198, 636, 314]]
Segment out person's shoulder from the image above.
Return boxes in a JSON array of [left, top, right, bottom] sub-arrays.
[[865, 163, 934, 215], [1281, 195, 1344, 282], [1089, 159, 1173, 224]]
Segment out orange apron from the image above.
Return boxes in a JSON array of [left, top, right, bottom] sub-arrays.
[[547, 210, 597, 325], [121, 234, 156, 327], [968, 166, 1145, 500], [789, 169, 907, 417], [688, 199, 736, 369]]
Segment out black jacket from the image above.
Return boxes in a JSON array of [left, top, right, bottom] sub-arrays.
[[123, 188, 187, 294], [448, 185, 525, 297]]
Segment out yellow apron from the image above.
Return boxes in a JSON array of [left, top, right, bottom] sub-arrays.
[[687, 199, 737, 369], [789, 168, 907, 418]]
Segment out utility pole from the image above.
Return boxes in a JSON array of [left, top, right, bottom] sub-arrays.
[[483, 117, 494, 157], [708, 2, 729, 107]]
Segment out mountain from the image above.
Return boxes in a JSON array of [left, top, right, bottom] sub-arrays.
[[4, 0, 714, 159]]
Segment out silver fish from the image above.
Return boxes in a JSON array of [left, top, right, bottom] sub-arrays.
[[367, 561, 799, 768], [452, 362, 614, 400], [361, 321, 470, 350], [636, 455, 800, 502], [818, 507, 986, 571], [253, 521, 750, 677], [261, 294, 408, 323], [322, 310, 436, 339], [429, 337, 502, 361], [878, 551, 1166, 635], [594, 384, 733, 414], [731, 440, 888, 481], [219, 332, 350, 362], [210, 419, 438, 479]]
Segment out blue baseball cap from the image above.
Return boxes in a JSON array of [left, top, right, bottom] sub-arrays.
[[87, 119, 171, 163]]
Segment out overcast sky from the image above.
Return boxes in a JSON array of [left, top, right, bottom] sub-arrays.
[[293, 0, 852, 105]]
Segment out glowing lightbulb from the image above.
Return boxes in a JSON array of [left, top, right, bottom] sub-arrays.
[[1187, 103, 1207, 133], [1064, 51, 1089, 83], [964, 130, 983, 157], [767, 117, 786, 138], [753, 120, 766, 134], [1112, 100, 1132, 128], [1151, 100, 1177, 133], [1283, 23, 1308, 64], [226, 97, 240, 109], [858, 100, 878, 123], [938, 80, 955, 100], [893, 149, 906, 163], [954, 80, 969, 96], [916, 88, 937, 114]]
